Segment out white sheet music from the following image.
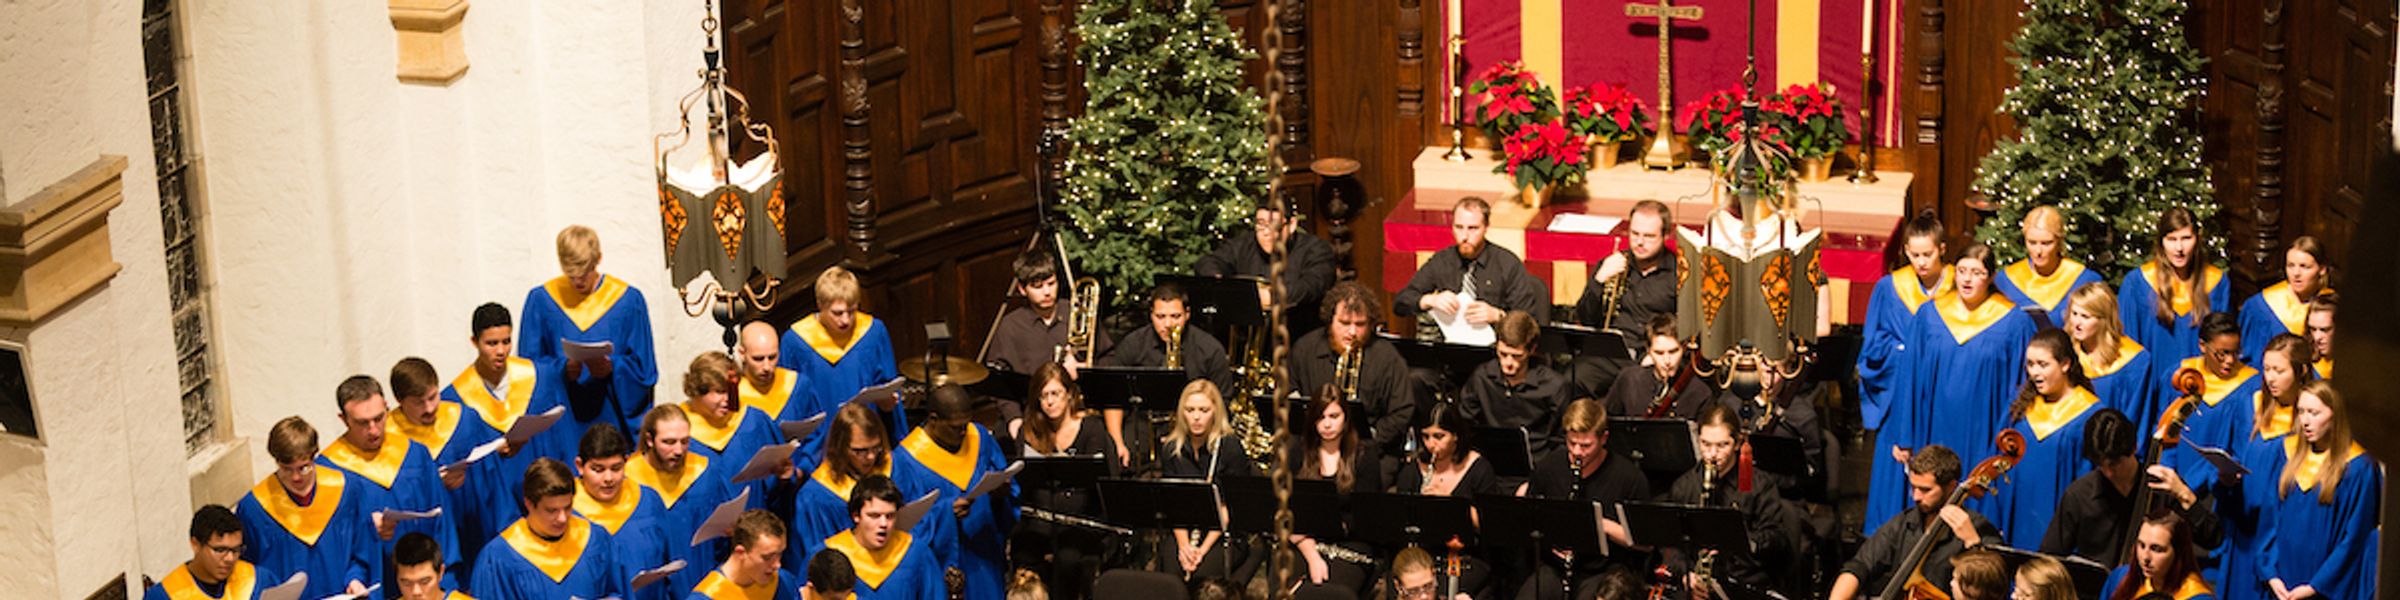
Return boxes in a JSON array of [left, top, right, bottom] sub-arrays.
[[1432, 291, 1495, 346]]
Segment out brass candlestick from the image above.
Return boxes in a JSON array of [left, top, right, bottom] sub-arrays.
[[1442, 35, 1472, 161], [1848, 51, 1880, 184]]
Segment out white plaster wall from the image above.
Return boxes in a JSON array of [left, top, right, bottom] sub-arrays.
[[178, 1, 719, 481], [0, 0, 201, 597]]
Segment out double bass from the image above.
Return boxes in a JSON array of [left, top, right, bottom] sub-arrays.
[[2115, 368, 2206, 564], [1876, 429, 2027, 600]]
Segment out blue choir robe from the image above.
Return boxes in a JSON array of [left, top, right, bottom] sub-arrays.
[[144, 561, 277, 600], [742, 368, 827, 474], [1994, 387, 2100, 547], [778, 313, 906, 440], [2314, 357, 2335, 381], [2236, 282, 2319, 367], [2078, 335, 2158, 436], [684, 570, 802, 600], [1899, 293, 2034, 479], [387, 400, 480, 564], [891, 424, 1017, 600], [442, 358, 573, 555], [626, 453, 733, 595], [1997, 259, 2102, 327], [2100, 566, 2217, 600], [2167, 358, 2262, 459], [684, 402, 783, 510], [821, 530, 943, 600], [2117, 263, 2229, 386], [470, 517, 621, 600], [787, 461, 897, 566], [1857, 266, 1950, 535], [520, 274, 659, 442], [318, 436, 457, 583], [577, 486, 677, 600], [235, 469, 379, 599], [2205, 398, 2294, 600], [2259, 440, 2381, 600]]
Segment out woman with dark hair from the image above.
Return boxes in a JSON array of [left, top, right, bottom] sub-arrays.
[[2116, 206, 2229, 381], [2101, 514, 2214, 600], [1393, 401, 1499, 498], [1283, 387, 1381, 592], [1994, 328, 2102, 547], [1009, 362, 1119, 600], [1859, 211, 1952, 534], [2237, 236, 2330, 366], [787, 403, 901, 562]]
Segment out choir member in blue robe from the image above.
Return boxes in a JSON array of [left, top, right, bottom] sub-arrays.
[[1995, 206, 2105, 326], [1994, 330, 2102, 547], [778, 266, 905, 440], [386, 357, 475, 570], [1857, 214, 1950, 535], [317, 375, 455, 587], [573, 424, 679, 600], [2167, 313, 2262, 458], [2236, 237, 2329, 367], [737, 322, 812, 424], [442, 304, 575, 554], [2259, 381, 2380, 600], [2307, 297, 2336, 380], [2065, 284, 2159, 435], [890, 385, 1017, 600], [2098, 514, 2217, 600], [789, 404, 901, 565], [799, 550, 858, 600], [820, 475, 947, 599], [626, 404, 736, 595], [2207, 333, 2311, 600], [518, 225, 659, 445], [686, 511, 803, 600], [677, 351, 786, 509], [146, 505, 281, 600], [1896, 244, 2034, 506], [392, 532, 472, 600], [471, 458, 622, 600], [2116, 207, 2229, 386], [237, 417, 378, 598]]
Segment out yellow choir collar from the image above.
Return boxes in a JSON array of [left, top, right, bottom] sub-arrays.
[[2314, 358, 2334, 379], [1935, 292, 2017, 344], [387, 401, 463, 457], [2252, 391, 2295, 441], [625, 452, 711, 508], [693, 570, 784, 600], [794, 313, 876, 365], [446, 591, 476, 600], [453, 358, 539, 432], [823, 530, 913, 589], [2176, 357, 2258, 406], [574, 486, 640, 535], [2286, 438, 2365, 492], [249, 469, 346, 546], [739, 368, 801, 420], [2077, 335, 2147, 379], [2261, 282, 2319, 335], [541, 274, 631, 332], [2026, 387, 2100, 440], [809, 461, 893, 500], [160, 561, 257, 600], [685, 400, 749, 452], [899, 428, 980, 489], [2134, 572, 2213, 600], [1891, 266, 1954, 313], [321, 437, 411, 489], [2003, 259, 2087, 311], [499, 517, 594, 583], [2139, 263, 2224, 317]]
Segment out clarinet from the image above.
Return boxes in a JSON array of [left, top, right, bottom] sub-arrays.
[[1563, 453, 1583, 600]]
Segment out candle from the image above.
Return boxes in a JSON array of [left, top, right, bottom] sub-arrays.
[[1448, 0, 1464, 42], [1859, 0, 1873, 55]]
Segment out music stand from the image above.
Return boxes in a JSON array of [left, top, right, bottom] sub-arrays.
[[1218, 476, 1346, 539], [1473, 426, 1535, 480], [1620, 501, 1750, 559], [1473, 495, 1607, 557], [1018, 457, 1110, 515], [1159, 275, 1268, 343], [1348, 492, 1477, 549], [967, 368, 1032, 405], [1096, 478, 1223, 532], [1800, 330, 1859, 385], [1608, 417, 1697, 490], [1543, 323, 1637, 362], [1746, 434, 1811, 480], [1082, 367, 1190, 468], [1380, 333, 1492, 389]]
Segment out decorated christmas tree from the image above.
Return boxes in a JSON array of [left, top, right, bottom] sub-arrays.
[[1971, 0, 2215, 274], [1059, 0, 1269, 309]]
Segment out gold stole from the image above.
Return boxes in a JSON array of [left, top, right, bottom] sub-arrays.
[[2134, 573, 2214, 600], [453, 358, 539, 432], [625, 453, 712, 508], [2078, 336, 2147, 379], [2260, 281, 2320, 335], [320, 437, 410, 488], [159, 561, 257, 600], [541, 275, 631, 331], [823, 531, 913, 589], [387, 401, 464, 457], [2002, 259, 2088, 311], [1890, 266, 1954, 313], [499, 517, 594, 582], [249, 470, 346, 545], [685, 400, 749, 453], [2139, 263, 2224, 317], [810, 461, 894, 500], [794, 313, 877, 365], [573, 487, 639, 535], [2287, 438, 2365, 492], [2177, 357, 2258, 407], [692, 570, 783, 600], [2025, 387, 2100, 440], [899, 428, 981, 489], [740, 368, 801, 420], [2251, 392, 2294, 441], [1936, 292, 2018, 345]]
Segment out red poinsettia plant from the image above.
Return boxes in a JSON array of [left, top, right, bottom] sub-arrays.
[[1761, 83, 1847, 158], [1500, 121, 1590, 191], [1466, 61, 1561, 153], [1562, 83, 1652, 145], [1679, 88, 1750, 159]]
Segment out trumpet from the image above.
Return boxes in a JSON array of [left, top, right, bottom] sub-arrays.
[[1599, 249, 1632, 330], [1058, 276, 1101, 365]]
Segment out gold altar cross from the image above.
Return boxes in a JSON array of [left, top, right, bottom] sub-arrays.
[[1625, 0, 1702, 169]]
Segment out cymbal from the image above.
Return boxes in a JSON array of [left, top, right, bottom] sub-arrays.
[[898, 355, 989, 386]]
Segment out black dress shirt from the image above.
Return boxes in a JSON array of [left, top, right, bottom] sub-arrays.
[[1574, 250, 1681, 333], [1195, 229, 1338, 309], [1101, 325, 1233, 393], [1459, 360, 1575, 460], [1395, 244, 1550, 324], [1289, 329, 1417, 460], [1844, 504, 2002, 594]]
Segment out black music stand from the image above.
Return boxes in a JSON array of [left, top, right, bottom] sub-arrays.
[[1800, 330, 1859, 385], [1608, 417, 1697, 490], [1159, 275, 1267, 354], [1747, 434, 1812, 480], [1543, 323, 1637, 362], [1082, 367, 1190, 469], [1380, 333, 1493, 390], [1349, 492, 1477, 549], [1218, 476, 1346, 539], [1473, 426, 1535, 480], [1019, 457, 1110, 515], [1096, 478, 1223, 532], [1620, 502, 1750, 559], [1473, 495, 1607, 557]]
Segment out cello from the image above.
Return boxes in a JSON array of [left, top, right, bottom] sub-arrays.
[[2115, 368, 2205, 565], [1875, 429, 2027, 600]]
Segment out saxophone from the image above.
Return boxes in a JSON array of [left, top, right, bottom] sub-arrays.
[[1058, 277, 1101, 365], [1332, 343, 1363, 404], [1199, 325, 1274, 463]]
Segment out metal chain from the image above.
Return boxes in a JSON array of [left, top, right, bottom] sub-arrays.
[[1260, 0, 1295, 593]]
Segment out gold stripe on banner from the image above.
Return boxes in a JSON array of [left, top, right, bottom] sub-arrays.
[[1828, 279, 1852, 324], [1417, 251, 1435, 271], [1522, 0, 1563, 88], [1555, 260, 1588, 306], [1775, 0, 1821, 88]]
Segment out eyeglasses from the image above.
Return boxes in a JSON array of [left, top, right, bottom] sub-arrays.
[[204, 543, 243, 557], [1396, 580, 1439, 600], [276, 462, 315, 478]]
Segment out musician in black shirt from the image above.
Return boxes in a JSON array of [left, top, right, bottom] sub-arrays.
[[1157, 380, 1255, 580], [1664, 403, 1809, 600], [1395, 197, 1549, 329], [1572, 200, 1681, 396], [1194, 201, 1338, 316], [1460, 311, 1576, 461], [2038, 409, 2220, 566], [1009, 363, 1120, 600], [1604, 315, 1713, 419], [1292, 282, 1418, 481], [1517, 399, 1651, 600], [1829, 444, 1999, 600]]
